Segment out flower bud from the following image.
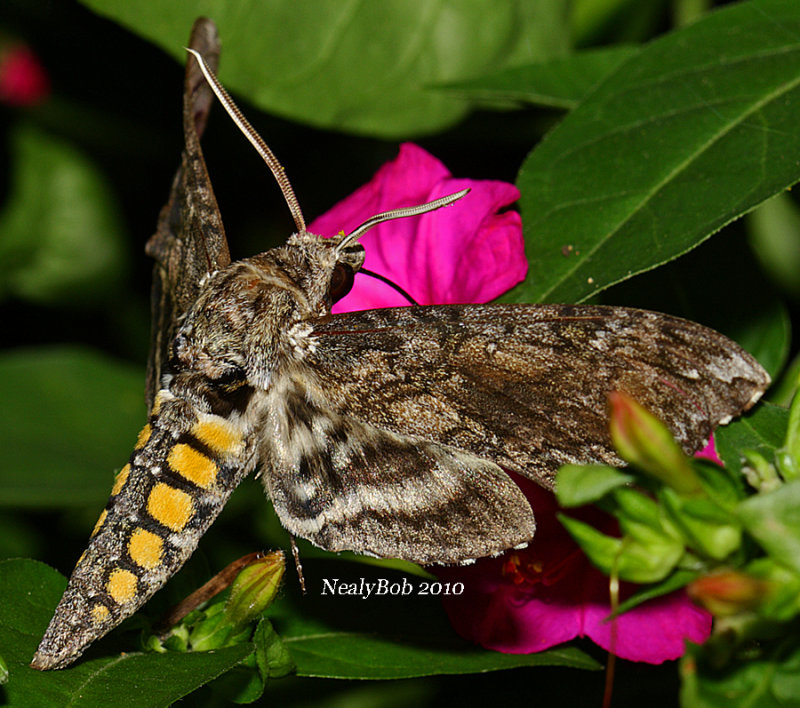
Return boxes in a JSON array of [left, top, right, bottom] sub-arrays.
[[609, 391, 701, 494], [742, 450, 782, 493], [0, 45, 49, 106], [224, 551, 285, 629], [687, 570, 771, 616]]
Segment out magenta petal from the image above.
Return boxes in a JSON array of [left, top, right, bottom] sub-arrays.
[[438, 481, 711, 663], [583, 591, 712, 663], [443, 559, 711, 663], [308, 143, 525, 311], [405, 181, 525, 305], [496, 593, 584, 653], [443, 581, 585, 654], [695, 435, 722, 465], [308, 144, 450, 238]]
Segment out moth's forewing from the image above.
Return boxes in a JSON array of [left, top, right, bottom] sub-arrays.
[[305, 304, 770, 487], [145, 17, 230, 409]]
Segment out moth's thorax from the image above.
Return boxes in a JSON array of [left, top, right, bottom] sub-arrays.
[[172, 232, 361, 390]]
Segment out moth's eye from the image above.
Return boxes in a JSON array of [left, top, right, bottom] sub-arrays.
[[329, 263, 355, 304]]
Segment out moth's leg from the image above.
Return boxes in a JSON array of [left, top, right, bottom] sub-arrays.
[[289, 535, 307, 594]]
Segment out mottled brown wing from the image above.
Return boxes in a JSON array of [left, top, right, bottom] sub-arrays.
[[308, 303, 770, 488], [261, 401, 536, 565], [145, 18, 230, 410]]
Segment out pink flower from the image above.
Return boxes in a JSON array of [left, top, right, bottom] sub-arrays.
[[695, 436, 722, 465], [0, 45, 49, 106], [437, 478, 712, 664], [308, 143, 525, 311]]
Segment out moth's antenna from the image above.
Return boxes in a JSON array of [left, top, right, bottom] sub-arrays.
[[185, 47, 307, 234], [335, 188, 470, 255]]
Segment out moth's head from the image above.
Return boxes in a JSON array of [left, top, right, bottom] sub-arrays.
[[284, 187, 470, 312], [283, 229, 365, 311]]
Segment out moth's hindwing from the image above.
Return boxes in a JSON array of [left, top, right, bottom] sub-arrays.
[[259, 366, 536, 565]]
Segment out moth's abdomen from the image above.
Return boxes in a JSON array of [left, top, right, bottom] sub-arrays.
[[31, 390, 252, 671]]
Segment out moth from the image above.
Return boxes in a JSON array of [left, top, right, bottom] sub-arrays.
[[32, 18, 769, 671]]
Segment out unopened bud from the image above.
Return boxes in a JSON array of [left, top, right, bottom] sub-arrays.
[[0, 45, 49, 106], [609, 391, 701, 494], [224, 551, 285, 629], [688, 570, 771, 616]]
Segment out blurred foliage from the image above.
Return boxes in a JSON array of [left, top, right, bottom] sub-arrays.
[[559, 390, 800, 707], [2, 0, 800, 705]]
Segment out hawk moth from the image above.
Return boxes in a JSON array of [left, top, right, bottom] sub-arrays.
[[32, 18, 769, 671]]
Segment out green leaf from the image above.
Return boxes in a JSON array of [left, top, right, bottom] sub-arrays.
[[511, 0, 800, 304], [285, 633, 595, 680], [558, 514, 623, 571], [270, 562, 600, 679], [776, 391, 800, 481], [716, 403, 789, 477], [0, 559, 252, 707], [571, 0, 668, 46], [0, 347, 145, 508], [612, 486, 670, 530], [253, 619, 294, 681], [208, 619, 294, 705], [613, 569, 700, 616], [748, 192, 800, 299], [0, 124, 125, 305], [738, 479, 800, 575], [694, 460, 746, 509], [681, 637, 800, 708], [556, 464, 634, 506], [747, 558, 800, 622], [438, 46, 639, 110], [770, 351, 800, 407], [660, 488, 741, 561], [78, 0, 568, 137], [559, 513, 683, 584]]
